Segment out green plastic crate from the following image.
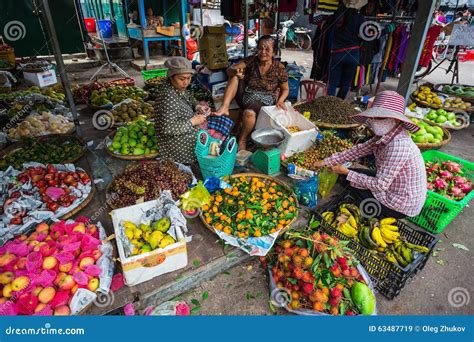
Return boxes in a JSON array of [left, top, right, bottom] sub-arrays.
[[141, 68, 168, 80], [408, 150, 474, 234]]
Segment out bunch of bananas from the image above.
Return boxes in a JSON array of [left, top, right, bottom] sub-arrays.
[[322, 208, 431, 268], [322, 204, 360, 238]]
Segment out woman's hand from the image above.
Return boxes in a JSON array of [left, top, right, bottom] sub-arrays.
[[313, 160, 326, 169], [191, 115, 207, 126], [276, 101, 287, 111], [331, 164, 349, 175]]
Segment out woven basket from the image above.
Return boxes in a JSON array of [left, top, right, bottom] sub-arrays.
[[60, 185, 95, 220], [1, 134, 86, 167], [415, 124, 451, 150], [105, 131, 159, 160], [199, 173, 299, 238], [432, 83, 474, 103], [411, 92, 473, 114]]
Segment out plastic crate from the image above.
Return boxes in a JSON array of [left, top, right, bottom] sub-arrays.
[[141, 68, 168, 80], [408, 150, 474, 234], [195, 130, 237, 179], [316, 191, 438, 300]]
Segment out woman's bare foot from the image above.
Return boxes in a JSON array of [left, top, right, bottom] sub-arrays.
[[213, 105, 229, 116], [237, 139, 247, 151]]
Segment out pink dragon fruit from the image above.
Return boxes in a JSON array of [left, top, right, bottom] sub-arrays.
[[426, 162, 441, 174], [439, 170, 453, 180], [443, 161, 462, 174], [459, 181, 472, 194], [427, 182, 434, 191], [451, 186, 463, 198], [453, 175, 467, 186], [434, 177, 448, 190]]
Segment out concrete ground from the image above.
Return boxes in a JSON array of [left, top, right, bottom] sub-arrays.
[[64, 50, 473, 315]]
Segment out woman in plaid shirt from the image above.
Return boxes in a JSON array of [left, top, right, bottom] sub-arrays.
[[314, 91, 427, 218]]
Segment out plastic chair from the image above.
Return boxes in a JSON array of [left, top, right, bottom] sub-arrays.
[[299, 80, 327, 101]]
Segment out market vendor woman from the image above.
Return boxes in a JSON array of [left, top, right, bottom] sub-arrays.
[[154, 57, 206, 164], [314, 91, 427, 218], [213, 35, 289, 151]]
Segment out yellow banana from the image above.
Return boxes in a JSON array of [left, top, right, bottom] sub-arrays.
[[385, 251, 398, 264], [380, 218, 397, 225], [380, 228, 400, 244], [338, 223, 358, 237], [339, 208, 352, 217], [381, 224, 399, 232], [348, 215, 358, 229], [371, 227, 387, 248]]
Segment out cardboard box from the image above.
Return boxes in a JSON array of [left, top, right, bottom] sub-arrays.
[[199, 26, 228, 70], [23, 70, 57, 88], [256, 103, 319, 158], [111, 199, 188, 286], [156, 26, 179, 37]]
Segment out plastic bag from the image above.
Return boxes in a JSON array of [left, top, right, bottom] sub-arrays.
[[294, 176, 318, 208], [180, 181, 211, 212], [318, 168, 339, 198]]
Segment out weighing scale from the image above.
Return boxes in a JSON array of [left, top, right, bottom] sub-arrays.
[[250, 128, 286, 175]]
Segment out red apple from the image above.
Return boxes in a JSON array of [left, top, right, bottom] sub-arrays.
[[79, 257, 95, 270], [87, 278, 99, 292], [54, 305, 71, 316], [58, 275, 76, 291], [38, 287, 56, 304]]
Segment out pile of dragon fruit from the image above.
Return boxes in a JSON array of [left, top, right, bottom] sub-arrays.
[[426, 161, 472, 200]]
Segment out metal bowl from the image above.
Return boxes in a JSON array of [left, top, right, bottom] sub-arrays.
[[251, 128, 286, 149]]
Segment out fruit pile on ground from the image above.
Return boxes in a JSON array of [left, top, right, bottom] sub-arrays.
[[41, 87, 66, 102], [0, 219, 104, 316], [202, 176, 297, 238], [122, 218, 175, 256], [0, 87, 41, 102], [264, 228, 376, 315], [426, 160, 472, 200], [2, 164, 91, 225], [89, 86, 147, 107], [322, 205, 430, 267], [285, 131, 353, 170], [7, 112, 74, 140], [108, 160, 193, 208], [107, 120, 157, 156], [409, 118, 446, 144], [110, 100, 154, 125], [0, 137, 84, 170]]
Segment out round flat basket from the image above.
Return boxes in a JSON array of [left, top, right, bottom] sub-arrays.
[[411, 92, 473, 113], [199, 173, 299, 238], [423, 110, 470, 131], [314, 121, 361, 129], [105, 160, 195, 210], [432, 83, 474, 103], [105, 130, 159, 160], [293, 101, 360, 129], [59, 185, 96, 220], [415, 125, 451, 150], [0, 134, 86, 169]]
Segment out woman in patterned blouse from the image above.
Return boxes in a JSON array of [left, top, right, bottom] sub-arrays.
[[213, 36, 289, 151], [154, 57, 206, 164]]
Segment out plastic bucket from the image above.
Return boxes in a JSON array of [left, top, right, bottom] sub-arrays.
[[97, 20, 113, 38], [84, 18, 96, 33]]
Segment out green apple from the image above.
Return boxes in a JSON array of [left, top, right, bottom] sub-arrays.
[[415, 127, 427, 136], [413, 135, 428, 143], [447, 112, 456, 120], [435, 116, 447, 124]]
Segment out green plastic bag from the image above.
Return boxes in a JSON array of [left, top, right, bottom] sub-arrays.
[[180, 181, 211, 211], [318, 168, 339, 198]]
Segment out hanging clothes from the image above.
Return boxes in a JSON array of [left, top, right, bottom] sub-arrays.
[[419, 25, 442, 68], [316, 0, 340, 15]]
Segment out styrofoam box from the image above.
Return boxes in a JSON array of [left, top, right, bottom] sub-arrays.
[[111, 200, 188, 286], [256, 103, 319, 158], [23, 70, 58, 88]]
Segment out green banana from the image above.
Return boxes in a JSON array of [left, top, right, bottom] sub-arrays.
[[362, 226, 378, 249], [404, 242, 429, 254]]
